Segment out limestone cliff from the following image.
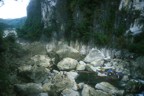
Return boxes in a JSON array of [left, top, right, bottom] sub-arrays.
[[20, 0, 144, 54], [40, 0, 121, 43], [119, 0, 144, 35]]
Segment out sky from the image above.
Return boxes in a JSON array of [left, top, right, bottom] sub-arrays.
[[0, 0, 30, 19]]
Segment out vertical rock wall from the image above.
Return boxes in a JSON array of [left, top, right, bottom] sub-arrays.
[[23, 0, 144, 53]]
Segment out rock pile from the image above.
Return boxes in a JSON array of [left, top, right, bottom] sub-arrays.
[[14, 44, 144, 96]]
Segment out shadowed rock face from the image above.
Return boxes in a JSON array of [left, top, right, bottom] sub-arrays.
[[119, 0, 144, 36], [25, 0, 121, 42]]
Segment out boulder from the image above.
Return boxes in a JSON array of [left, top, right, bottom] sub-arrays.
[[61, 88, 80, 96], [79, 61, 86, 65], [57, 58, 79, 70], [95, 82, 124, 95], [85, 64, 97, 72], [94, 90, 111, 96], [51, 73, 74, 92], [76, 63, 86, 71], [18, 65, 50, 83], [56, 45, 82, 60], [84, 48, 104, 63], [104, 62, 113, 67], [110, 59, 130, 75], [42, 82, 52, 92], [18, 65, 32, 73], [14, 83, 43, 95], [66, 71, 79, 90], [66, 71, 79, 80], [31, 55, 52, 68], [31, 66, 50, 83], [77, 83, 84, 90], [42, 72, 77, 95], [90, 59, 104, 67], [76, 61, 86, 71], [81, 84, 110, 96]]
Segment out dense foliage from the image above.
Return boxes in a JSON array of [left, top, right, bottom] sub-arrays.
[[0, 23, 25, 96]]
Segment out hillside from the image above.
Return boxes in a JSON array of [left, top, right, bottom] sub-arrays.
[[0, 17, 26, 28]]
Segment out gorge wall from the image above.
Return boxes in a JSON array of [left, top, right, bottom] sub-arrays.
[[19, 0, 144, 54]]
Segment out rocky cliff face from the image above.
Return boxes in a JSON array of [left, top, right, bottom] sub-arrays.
[[40, 0, 120, 42], [22, 0, 144, 53], [41, 0, 75, 40], [119, 0, 144, 35]]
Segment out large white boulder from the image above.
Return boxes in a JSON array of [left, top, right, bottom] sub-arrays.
[[66, 71, 79, 90], [76, 62, 86, 71], [57, 58, 79, 70], [56, 45, 82, 60], [51, 73, 74, 92], [81, 84, 110, 96], [61, 88, 80, 96], [90, 59, 104, 67], [95, 82, 124, 95], [31, 55, 52, 68], [85, 64, 98, 72], [84, 48, 104, 63], [66, 71, 79, 80], [42, 72, 78, 94]]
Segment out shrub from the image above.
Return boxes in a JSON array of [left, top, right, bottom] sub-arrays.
[[0, 33, 26, 96]]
